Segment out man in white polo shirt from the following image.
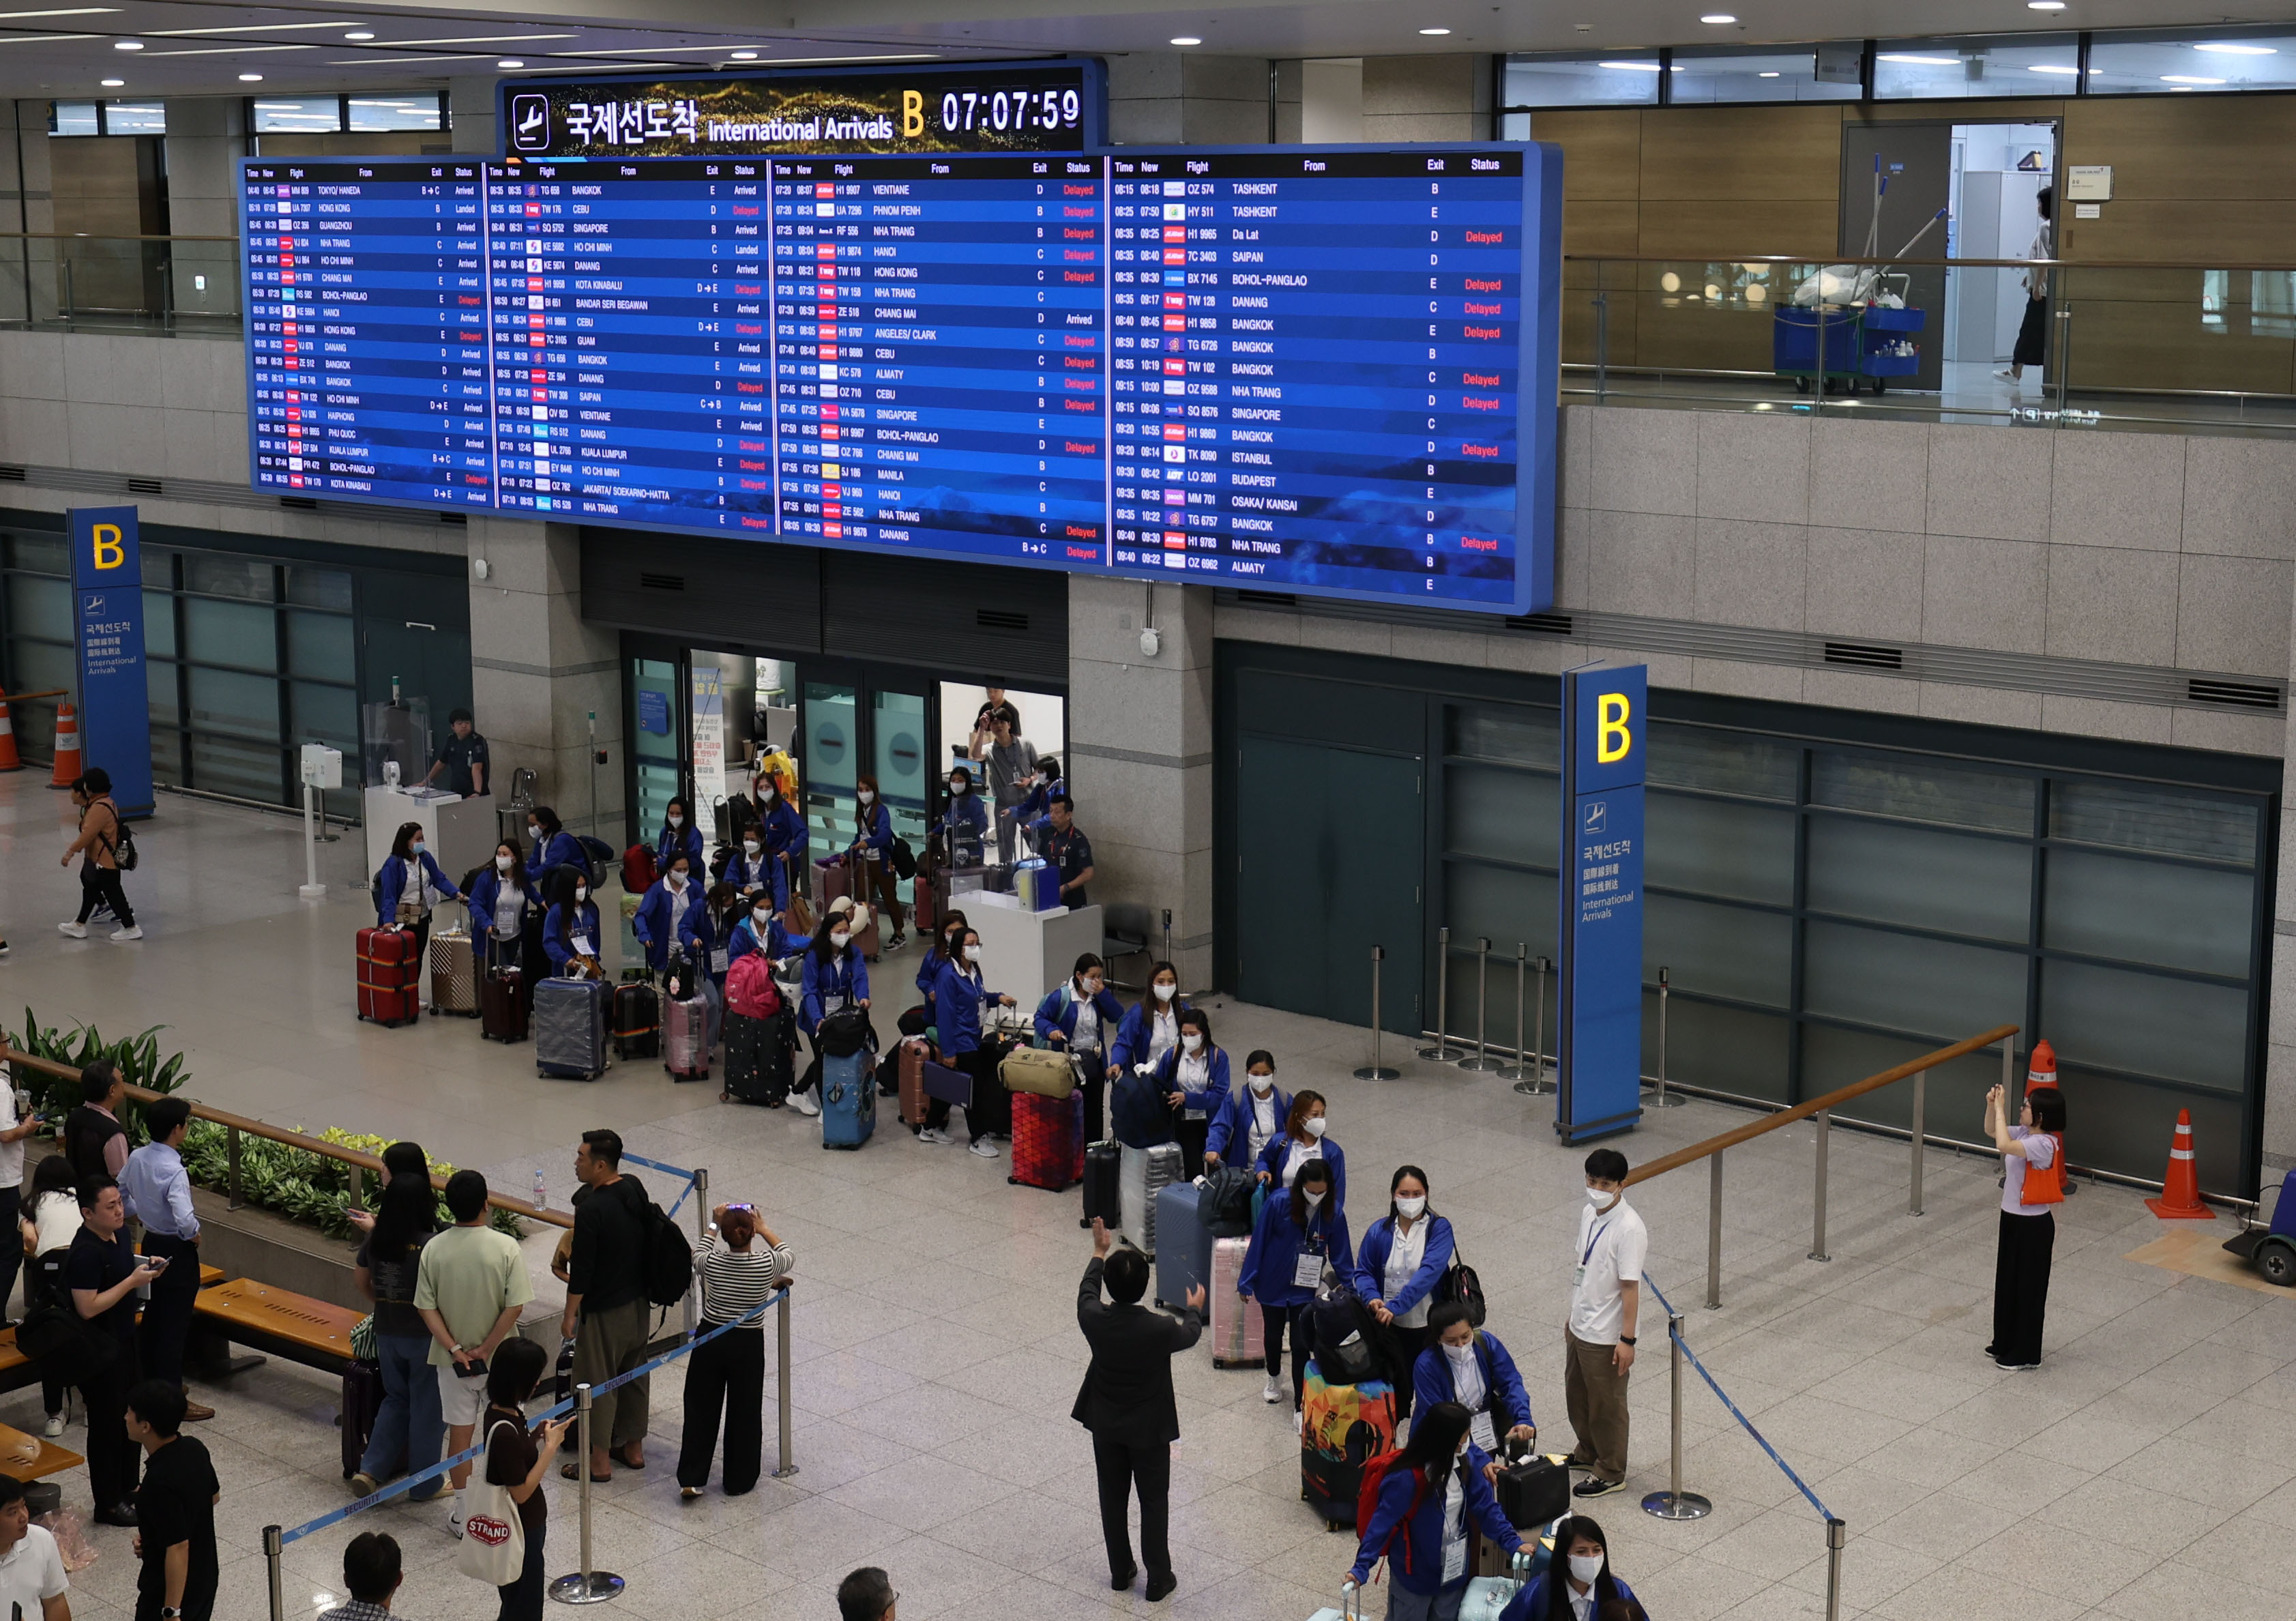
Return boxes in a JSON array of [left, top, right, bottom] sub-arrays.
[[0, 1474, 70, 1621], [1564, 1147, 1647, 1500]]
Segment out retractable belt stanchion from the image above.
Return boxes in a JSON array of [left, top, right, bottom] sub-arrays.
[[265, 1524, 285, 1621], [1495, 941, 1528, 1081], [1647, 965, 1683, 1107], [1458, 937, 1502, 1072], [1514, 954, 1552, 1096], [1417, 926, 1465, 1061], [1640, 1309, 1711, 1521], [1353, 944, 1400, 1081], [773, 1287, 799, 1479], [548, 1383, 624, 1604]]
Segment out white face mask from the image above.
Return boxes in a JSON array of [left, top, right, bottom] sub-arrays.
[[1303, 1116, 1327, 1139], [667, 815, 683, 828], [1396, 1195, 1426, 1220], [1181, 1032, 1203, 1053], [574, 886, 588, 905], [1587, 1186, 1617, 1211], [1153, 982, 1177, 1003], [858, 789, 874, 804], [963, 944, 981, 962], [1567, 1554, 1604, 1588], [495, 855, 514, 872], [752, 909, 773, 927], [744, 840, 762, 856], [1445, 1340, 1475, 1364], [1301, 1189, 1325, 1210], [948, 780, 967, 795], [668, 871, 687, 889], [1249, 1074, 1274, 1096], [527, 825, 540, 840], [830, 931, 851, 950], [1080, 978, 1103, 997]]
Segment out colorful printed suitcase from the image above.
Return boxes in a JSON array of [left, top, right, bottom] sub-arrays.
[[1209, 1236, 1264, 1368], [534, 975, 610, 1080], [1301, 1360, 1399, 1528], [819, 1047, 877, 1149], [1010, 1087, 1085, 1192], [355, 926, 421, 1027], [1153, 1179, 1216, 1310]]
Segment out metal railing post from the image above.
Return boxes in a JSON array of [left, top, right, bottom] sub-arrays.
[[1459, 937, 1501, 1070], [228, 1124, 244, 1211], [692, 1167, 709, 1245], [1706, 1150, 1723, 1310], [1909, 1069, 1926, 1218], [1418, 926, 1463, 1060], [772, 1289, 799, 1478], [1824, 1517, 1847, 1621], [1641, 1310, 1711, 1521], [1810, 1109, 1831, 1263], [265, 1524, 285, 1621], [1354, 945, 1400, 1081], [2053, 295, 2072, 418], [1648, 965, 1681, 1107], [549, 1384, 624, 1604], [1515, 954, 1551, 1096], [1496, 942, 1528, 1081]]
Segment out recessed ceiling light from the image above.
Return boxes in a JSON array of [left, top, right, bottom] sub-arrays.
[[1599, 60, 1663, 71], [112, 38, 138, 48], [2162, 75, 2224, 84], [497, 58, 523, 67], [729, 49, 757, 59], [1169, 35, 1201, 45], [2027, 1, 2065, 10], [100, 76, 120, 85], [1757, 70, 1780, 77], [1700, 13, 1736, 23], [344, 30, 373, 40], [239, 72, 261, 81], [2025, 64, 2097, 75], [1877, 54, 1962, 66], [2195, 42, 2277, 55], [1419, 27, 1451, 35]]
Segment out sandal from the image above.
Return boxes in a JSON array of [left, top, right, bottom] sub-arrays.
[[561, 1463, 610, 1483]]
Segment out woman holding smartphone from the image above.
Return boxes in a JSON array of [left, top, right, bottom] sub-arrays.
[[481, 1338, 572, 1621], [677, 1202, 795, 1500]]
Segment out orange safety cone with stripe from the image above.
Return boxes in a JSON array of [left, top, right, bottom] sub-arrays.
[[2144, 1109, 2213, 1219], [2024, 1039, 2072, 1194], [46, 701, 80, 789], [0, 697, 20, 772]]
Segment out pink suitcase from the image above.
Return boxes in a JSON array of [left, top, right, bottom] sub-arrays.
[[1210, 1235, 1264, 1369]]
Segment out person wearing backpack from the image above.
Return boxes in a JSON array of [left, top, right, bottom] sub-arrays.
[[57, 768, 141, 941], [1344, 1401, 1526, 1621], [793, 909, 872, 1120], [558, 1131, 658, 1482], [1353, 1166, 1456, 1427], [1239, 1158, 1353, 1419], [1033, 953, 1125, 1143]]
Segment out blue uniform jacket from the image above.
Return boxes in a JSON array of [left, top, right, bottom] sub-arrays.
[[541, 901, 604, 974], [848, 800, 894, 857], [727, 914, 808, 970], [375, 851, 462, 929], [655, 822, 704, 874], [933, 794, 989, 864], [800, 948, 870, 1036], [465, 868, 539, 941], [1349, 1447, 1521, 1593], [1153, 1045, 1231, 1122], [928, 958, 1003, 1055], [1501, 1575, 1639, 1621], [1237, 1188, 1353, 1310], [1254, 1131, 1349, 1216], [1204, 1082, 1293, 1164], [632, 878, 713, 972], [1033, 980, 1127, 1052], [1410, 1331, 1535, 1435], [721, 847, 776, 898], [1353, 1215, 1458, 1321], [526, 830, 589, 890], [1108, 998, 1192, 1073], [754, 798, 806, 867], [1006, 775, 1065, 827]]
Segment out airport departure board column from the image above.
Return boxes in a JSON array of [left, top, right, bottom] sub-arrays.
[[1107, 151, 1526, 605], [243, 160, 494, 506], [771, 154, 1108, 561]]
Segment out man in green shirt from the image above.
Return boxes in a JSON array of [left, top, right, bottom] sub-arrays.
[[413, 1170, 532, 1538]]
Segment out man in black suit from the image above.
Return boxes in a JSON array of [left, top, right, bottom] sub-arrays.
[[1072, 1217, 1204, 1603]]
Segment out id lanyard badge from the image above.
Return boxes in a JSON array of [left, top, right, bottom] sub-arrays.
[[1292, 1235, 1326, 1291], [1576, 1219, 1610, 1289], [1469, 1408, 1498, 1453]]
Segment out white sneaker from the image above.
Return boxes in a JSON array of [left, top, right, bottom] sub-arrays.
[[40, 1413, 62, 1439], [915, 1127, 950, 1145], [447, 1493, 465, 1538], [1293, 1410, 1304, 1437], [56, 922, 86, 939], [109, 926, 143, 941], [792, 1092, 821, 1118], [967, 1138, 999, 1158], [1263, 1375, 1283, 1405]]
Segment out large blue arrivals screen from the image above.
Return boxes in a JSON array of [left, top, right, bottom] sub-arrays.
[[238, 143, 1560, 614]]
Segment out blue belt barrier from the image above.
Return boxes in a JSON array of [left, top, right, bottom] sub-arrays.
[[619, 1150, 701, 1220], [1642, 1272, 1833, 1524], [276, 1285, 786, 1547]]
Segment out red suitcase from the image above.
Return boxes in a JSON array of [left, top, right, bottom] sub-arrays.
[[1209, 1235, 1265, 1369], [356, 927, 422, 1027], [1009, 1087, 1086, 1192]]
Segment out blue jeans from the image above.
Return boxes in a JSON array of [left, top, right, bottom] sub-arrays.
[[362, 1331, 445, 1498]]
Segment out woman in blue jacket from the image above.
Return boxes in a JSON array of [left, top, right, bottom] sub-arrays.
[[524, 805, 589, 892], [1108, 962, 1186, 1081], [932, 765, 990, 870], [467, 839, 545, 980], [1346, 1402, 1525, 1620], [1353, 1165, 1456, 1425], [375, 821, 462, 1003], [1501, 1516, 1640, 1621], [1413, 1302, 1536, 1465], [720, 832, 777, 903], [633, 847, 713, 978], [1205, 1050, 1289, 1173], [792, 913, 871, 1120], [748, 777, 806, 907], [1152, 1007, 1229, 1181], [923, 927, 1013, 1158], [1034, 951, 1125, 1143], [655, 796, 705, 878], [1254, 1090, 1349, 1214], [541, 869, 604, 978], [913, 910, 969, 1027], [842, 773, 906, 950], [1239, 1157, 1353, 1416], [727, 890, 809, 970]]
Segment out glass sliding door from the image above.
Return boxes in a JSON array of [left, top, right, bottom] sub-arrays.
[[802, 677, 859, 892], [628, 654, 685, 843], [872, 684, 930, 924]]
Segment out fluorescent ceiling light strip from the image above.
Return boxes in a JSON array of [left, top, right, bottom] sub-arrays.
[[1876, 54, 1961, 65], [351, 33, 577, 46], [0, 8, 115, 16], [323, 53, 494, 63], [145, 20, 351, 34], [146, 43, 312, 55], [575, 46, 939, 60], [0, 33, 98, 43]]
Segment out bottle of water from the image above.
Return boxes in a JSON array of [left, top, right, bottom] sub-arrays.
[[532, 1167, 547, 1210]]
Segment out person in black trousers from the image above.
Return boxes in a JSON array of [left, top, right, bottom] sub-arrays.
[[65, 1175, 158, 1524], [126, 1380, 219, 1621], [1072, 1218, 1203, 1604], [677, 1203, 792, 1500]]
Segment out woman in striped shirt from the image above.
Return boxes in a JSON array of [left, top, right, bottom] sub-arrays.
[[676, 1202, 793, 1500]]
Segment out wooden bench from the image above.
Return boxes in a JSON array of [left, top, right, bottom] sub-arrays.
[[192, 1279, 360, 1375], [0, 1265, 226, 1394], [0, 1422, 80, 1483]]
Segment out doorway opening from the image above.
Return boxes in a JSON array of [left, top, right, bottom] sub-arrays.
[[1943, 122, 2059, 394]]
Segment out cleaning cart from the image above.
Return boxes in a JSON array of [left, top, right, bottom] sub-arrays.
[[1773, 299, 1924, 395]]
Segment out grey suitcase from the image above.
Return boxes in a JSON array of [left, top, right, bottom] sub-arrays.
[[534, 975, 610, 1080], [1119, 1141, 1183, 1258], [428, 922, 479, 1017]]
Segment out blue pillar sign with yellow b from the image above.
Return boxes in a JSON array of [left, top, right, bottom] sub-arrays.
[[1556, 661, 1646, 1144], [69, 506, 153, 817]]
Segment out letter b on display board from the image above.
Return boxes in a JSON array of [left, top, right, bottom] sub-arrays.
[[68, 506, 153, 817], [1556, 662, 1645, 1145]]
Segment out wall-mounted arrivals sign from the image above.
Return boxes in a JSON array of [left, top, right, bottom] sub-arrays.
[[69, 506, 152, 817], [1556, 661, 1646, 1145]]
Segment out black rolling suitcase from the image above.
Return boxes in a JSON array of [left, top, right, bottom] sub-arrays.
[[725, 1010, 793, 1106], [1080, 1139, 1120, 1231]]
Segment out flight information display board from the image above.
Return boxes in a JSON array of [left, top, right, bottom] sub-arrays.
[[240, 143, 1559, 615]]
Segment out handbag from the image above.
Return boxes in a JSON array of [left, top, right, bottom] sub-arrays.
[[889, 835, 917, 881], [349, 1313, 378, 1363], [454, 1418, 529, 1586], [1435, 1242, 1487, 1328]]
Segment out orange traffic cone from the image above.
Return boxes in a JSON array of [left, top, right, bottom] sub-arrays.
[[46, 701, 80, 789], [2025, 1038, 2057, 1094], [0, 697, 20, 772], [2144, 1109, 2213, 1219]]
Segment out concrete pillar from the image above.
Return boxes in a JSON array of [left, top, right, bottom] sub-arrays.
[[161, 97, 244, 319], [1361, 53, 1495, 142], [2265, 563, 2296, 1175], [1067, 576, 1213, 991], [448, 77, 497, 157], [1299, 59, 1366, 143], [1, 100, 55, 321], [465, 517, 624, 843], [1106, 54, 1274, 146]]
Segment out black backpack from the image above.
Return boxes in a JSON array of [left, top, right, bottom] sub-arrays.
[[815, 1005, 876, 1059], [641, 1196, 694, 1309], [889, 836, 917, 881]]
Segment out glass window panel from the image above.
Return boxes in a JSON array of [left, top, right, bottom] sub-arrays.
[[293, 680, 357, 751], [5, 645, 71, 755], [6, 574, 71, 639], [139, 548, 173, 587], [1445, 763, 1558, 866], [149, 725, 181, 788], [1874, 35, 2085, 98], [189, 732, 284, 804], [286, 610, 355, 681], [141, 590, 175, 657], [1804, 918, 2026, 1038], [1808, 1025, 2005, 1137], [5, 536, 67, 574], [2054, 1066, 2243, 1197], [1442, 862, 1557, 966], [1671, 46, 1864, 103], [1810, 749, 2033, 832], [187, 666, 280, 742], [1504, 53, 1663, 106], [252, 97, 343, 134], [1645, 893, 1791, 1007], [2044, 847, 2252, 978], [1646, 723, 1798, 800], [102, 102, 164, 134], [1646, 791, 1795, 904], [286, 567, 353, 611], [1447, 703, 1558, 767], [2048, 778, 2257, 865], [1807, 815, 2032, 941], [183, 598, 278, 671], [1647, 996, 1792, 1103], [347, 96, 443, 131], [145, 658, 179, 731], [48, 102, 97, 137], [2041, 959, 2247, 1091], [183, 555, 276, 602], [2088, 30, 2296, 95]]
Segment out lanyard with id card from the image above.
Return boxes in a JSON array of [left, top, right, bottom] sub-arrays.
[[1469, 1409, 1498, 1453], [1293, 1236, 1326, 1291], [1576, 1220, 1610, 1289]]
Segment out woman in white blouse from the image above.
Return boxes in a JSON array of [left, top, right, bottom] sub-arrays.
[[676, 1202, 793, 1501], [1352, 1165, 1457, 1425]]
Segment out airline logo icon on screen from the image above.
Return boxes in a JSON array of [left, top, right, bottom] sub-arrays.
[[510, 94, 550, 151]]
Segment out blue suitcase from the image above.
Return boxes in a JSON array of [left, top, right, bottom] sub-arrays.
[[1154, 1179, 1216, 1310], [820, 1047, 877, 1150]]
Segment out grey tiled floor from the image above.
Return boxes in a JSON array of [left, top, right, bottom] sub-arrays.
[[1, 776, 2289, 1620]]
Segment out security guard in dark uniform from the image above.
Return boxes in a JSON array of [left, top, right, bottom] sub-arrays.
[[1043, 793, 1095, 909], [426, 707, 491, 796]]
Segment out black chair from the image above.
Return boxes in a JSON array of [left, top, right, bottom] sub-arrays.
[[1101, 900, 1153, 991]]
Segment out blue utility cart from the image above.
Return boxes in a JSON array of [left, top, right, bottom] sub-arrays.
[[2224, 1165, 2296, 1287], [1773, 303, 1924, 395]]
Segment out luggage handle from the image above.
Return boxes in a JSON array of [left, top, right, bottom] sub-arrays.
[[1337, 1580, 1364, 1620]]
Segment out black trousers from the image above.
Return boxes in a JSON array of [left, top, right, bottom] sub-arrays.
[[497, 1516, 546, 1621], [78, 1358, 138, 1507], [1387, 1323, 1434, 1425], [1175, 1115, 1209, 1184], [137, 1232, 201, 1389], [1992, 1210, 2055, 1367], [677, 1328, 765, 1493], [2013, 294, 2048, 368], [926, 1045, 1007, 1142], [1075, 1049, 1108, 1144], [1092, 1434, 1171, 1583], [135, 1567, 216, 1621], [1263, 1302, 1318, 1411], [76, 865, 134, 927]]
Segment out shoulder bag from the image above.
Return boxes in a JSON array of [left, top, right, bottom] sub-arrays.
[[454, 1418, 528, 1586]]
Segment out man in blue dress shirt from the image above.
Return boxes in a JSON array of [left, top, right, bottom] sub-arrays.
[[120, 1097, 211, 1420]]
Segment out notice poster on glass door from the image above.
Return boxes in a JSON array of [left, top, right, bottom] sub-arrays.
[[691, 662, 724, 802]]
